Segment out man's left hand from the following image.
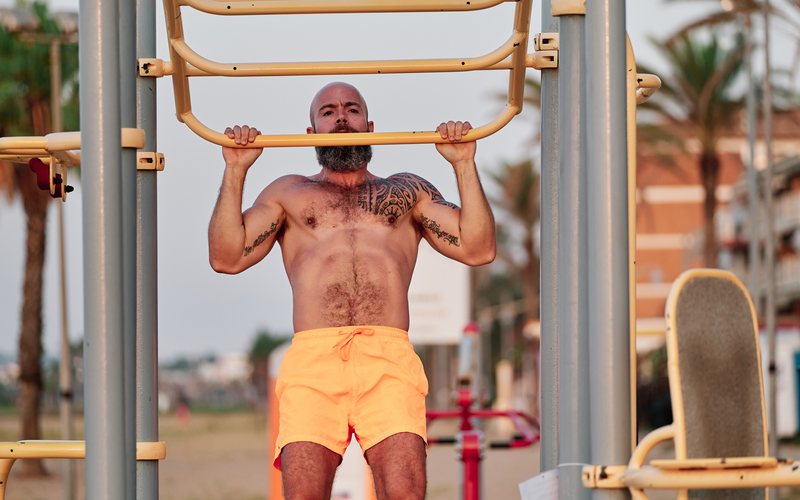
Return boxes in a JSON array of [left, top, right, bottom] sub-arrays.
[[435, 121, 476, 167]]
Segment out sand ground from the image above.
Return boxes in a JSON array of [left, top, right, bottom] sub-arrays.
[[6, 412, 800, 499], [2, 411, 539, 500]]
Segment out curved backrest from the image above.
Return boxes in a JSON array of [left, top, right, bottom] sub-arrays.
[[665, 269, 767, 499]]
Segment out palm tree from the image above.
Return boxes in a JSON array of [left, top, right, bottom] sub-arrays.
[[479, 158, 540, 414], [0, 2, 79, 476], [639, 32, 746, 266], [487, 159, 541, 323]]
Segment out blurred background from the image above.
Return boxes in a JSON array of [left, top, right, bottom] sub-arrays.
[[1, 0, 799, 498]]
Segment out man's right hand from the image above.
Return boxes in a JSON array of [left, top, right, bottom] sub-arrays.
[[222, 124, 263, 170]]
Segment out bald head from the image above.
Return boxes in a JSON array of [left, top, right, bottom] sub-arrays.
[[308, 82, 370, 131]]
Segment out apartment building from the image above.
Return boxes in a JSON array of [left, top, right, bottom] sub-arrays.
[[634, 110, 800, 328]]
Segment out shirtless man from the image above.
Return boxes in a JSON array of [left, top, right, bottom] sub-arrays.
[[208, 82, 496, 500]]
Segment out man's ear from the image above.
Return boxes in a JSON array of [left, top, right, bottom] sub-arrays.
[[368, 121, 374, 133], [307, 126, 315, 134]]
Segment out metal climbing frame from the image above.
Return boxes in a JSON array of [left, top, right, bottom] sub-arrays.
[[151, 0, 549, 147]]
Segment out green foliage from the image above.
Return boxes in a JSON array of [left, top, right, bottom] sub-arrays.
[[248, 329, 288, 363], [487, 159, 539, 229], [642, 31, 746, 151], [0, 2, 80, 136]]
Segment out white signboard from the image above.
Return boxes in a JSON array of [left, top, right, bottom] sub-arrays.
[[407, 241, 470, 345]]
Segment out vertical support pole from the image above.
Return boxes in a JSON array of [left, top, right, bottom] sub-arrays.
[[79, 0, 125, 496], [119, 0, 139, 495], [136, 0, 160, 495], [538, 0, 560, 473], [743, 13, 760, 307], [556, 7, 590, 499], [585, 1, 631, 498], [762, 0, 778, 474]]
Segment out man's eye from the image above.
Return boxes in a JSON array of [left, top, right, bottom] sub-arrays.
[[348, 108, 359, 113], [322, 111, 332, 116]]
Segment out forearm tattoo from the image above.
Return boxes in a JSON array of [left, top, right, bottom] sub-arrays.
[[357, 173, 458, 219], [420, 214, 460, 246], [243, 221, 279, 256]]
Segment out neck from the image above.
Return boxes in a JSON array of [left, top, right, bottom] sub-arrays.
[[316, 166, 372, 188]]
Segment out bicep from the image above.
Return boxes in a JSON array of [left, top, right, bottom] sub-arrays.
[[409, 176, 464, 260], [239, 193, 286, 266]]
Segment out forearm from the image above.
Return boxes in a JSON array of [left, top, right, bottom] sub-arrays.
[[208, 167, 248, 270], [452, 159, 496, 263]]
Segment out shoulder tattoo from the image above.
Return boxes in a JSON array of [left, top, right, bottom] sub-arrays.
[[357, 173, 458, 218]]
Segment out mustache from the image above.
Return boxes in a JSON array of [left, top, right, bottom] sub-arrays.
[[332, 124, 360, 133]]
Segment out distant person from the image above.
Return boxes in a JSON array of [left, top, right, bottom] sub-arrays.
[[208, 82, 496, 500], [175, 389, 191, 425]]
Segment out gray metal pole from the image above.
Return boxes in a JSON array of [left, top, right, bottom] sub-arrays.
[[136, 0, 160, 494], [119, 0, 139, 494], [585, 1, 630, 498], [538, 0, 560, 473], [762, 0, 778, 469], [743, 13, 760, 307], [79, 0, 126, 496], [556, 13, 590, 499]]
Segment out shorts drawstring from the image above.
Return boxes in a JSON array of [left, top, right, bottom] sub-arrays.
[[333, 327, 375, 361]]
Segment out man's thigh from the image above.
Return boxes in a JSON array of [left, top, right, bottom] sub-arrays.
[[365, 432, 426, 500], [281, 441, 341, 500]]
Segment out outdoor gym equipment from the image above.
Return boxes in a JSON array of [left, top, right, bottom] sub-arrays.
[[426, 323, 539, 500], [143, 0, 546, 147], [0, 0, 670, 497], [0, 440, 166, 500], [582, 269, 800, 498], [0, 128, 150, 201]]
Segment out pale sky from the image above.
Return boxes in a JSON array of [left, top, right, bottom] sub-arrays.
[[1, 0, 793, 360]]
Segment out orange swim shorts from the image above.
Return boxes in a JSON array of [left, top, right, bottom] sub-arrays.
[[273, 326, 429, 470]]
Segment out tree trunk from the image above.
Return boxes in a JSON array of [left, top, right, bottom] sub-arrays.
[[523, 229, 540, 417], [701, 152, 720, 267], [15, 163, 50, 477]]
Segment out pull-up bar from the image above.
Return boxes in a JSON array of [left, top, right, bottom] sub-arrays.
[[152, 0, 537, 147], [180, 0, 517, 15]]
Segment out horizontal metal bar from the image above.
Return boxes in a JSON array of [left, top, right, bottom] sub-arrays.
[[0, 129, 144, 153], [141, 51, 556, 77], [0, 440, 166, 460], [589, 463, 800, 490], [178, 0, 516, 15], [636, 73, 661, 104], [145, 50, 558, 78], [170, 32, 525, 77], [180, 103, 519, 147]]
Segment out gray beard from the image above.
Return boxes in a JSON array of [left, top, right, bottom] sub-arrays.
[[315, 145, 373, 172]]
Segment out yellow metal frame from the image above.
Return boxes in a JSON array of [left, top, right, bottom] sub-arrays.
[[0, 128, 145, 201], [0, 440, 166, 500], [180, 0, 516, 15], [159, 0, 536, 147], [583, 269, 786, 499], [626, 34, 661, 451]]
